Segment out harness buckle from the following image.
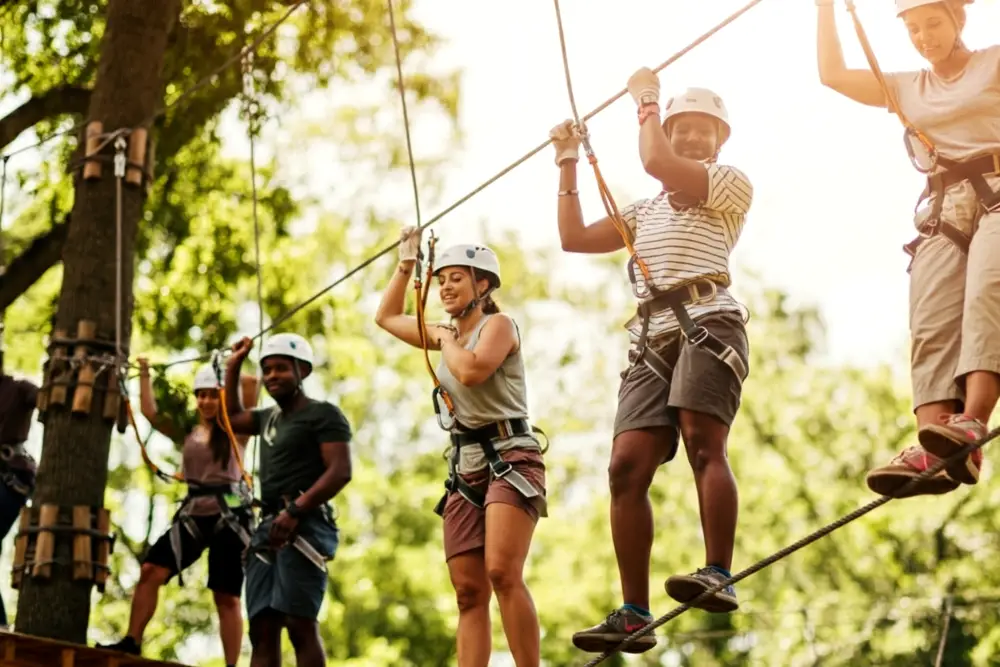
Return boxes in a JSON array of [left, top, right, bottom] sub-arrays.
[[686, 280, 717, 306], [489, 458, 514, 479], [686, 326, 709, 346]]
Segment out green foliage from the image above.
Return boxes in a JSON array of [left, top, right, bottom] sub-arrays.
[[4, 1, 1000, 666]]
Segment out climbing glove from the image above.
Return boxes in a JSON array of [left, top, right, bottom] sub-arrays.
[[627, 67, 660, 108], [549, 119, 585, 166], [398, 225, 421, 262]]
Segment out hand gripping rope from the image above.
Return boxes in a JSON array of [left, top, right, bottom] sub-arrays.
[[844, 0, 939, 173], [579, 424, 1000, 665]]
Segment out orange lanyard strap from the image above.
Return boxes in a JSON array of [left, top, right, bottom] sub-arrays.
[[212, 354, 254, 491], [412, 234, 457, 418], [844, 1, 938, 172], [121, 376, 185, 484], [579, 130, 653, 283]]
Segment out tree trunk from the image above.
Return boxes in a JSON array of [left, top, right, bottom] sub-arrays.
[[14, 0, 181, 643]]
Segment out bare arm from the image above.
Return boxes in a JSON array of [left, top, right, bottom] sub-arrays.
[[374, 259, 443, 351], [224, 340, 258, 436], [137, 363, 183, 443], [235, 374, 260, 446], [817, 3, 887, 107], [438, 314, 517, 387], [291, 441, 352, 512], [557, 162, 627, 254], [638, 112, 709, 199]]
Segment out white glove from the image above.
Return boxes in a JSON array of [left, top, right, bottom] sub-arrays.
[[627, 67, 660, 108], [549, 119, 585, 166], [398, 226, 421, 262]]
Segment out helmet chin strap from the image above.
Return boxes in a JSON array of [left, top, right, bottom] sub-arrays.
[[453, 268, 496, 320]]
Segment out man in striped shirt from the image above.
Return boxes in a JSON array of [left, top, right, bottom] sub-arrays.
[[553, 70, 754, 654]]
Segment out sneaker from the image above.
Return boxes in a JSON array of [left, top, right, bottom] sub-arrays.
[[96, 636, 141, 655], [571, 607, 657, 654], [665, 567, 738, 613], [865, 445, 960, 498], [918, 414, 988, 485]]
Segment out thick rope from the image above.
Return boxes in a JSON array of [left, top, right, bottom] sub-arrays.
[[934, 595, 954, 667], [153, 4, 773, 371], [844, 0, 937, 172], [580, 424, 1000, 665], [550, 0, 649, 281], [243, 52, 266, 484]]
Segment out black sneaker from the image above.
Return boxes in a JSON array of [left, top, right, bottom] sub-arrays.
[[96, 636, 141, 655], [571, 607, 657, 654], [665, 567, 738, 613]]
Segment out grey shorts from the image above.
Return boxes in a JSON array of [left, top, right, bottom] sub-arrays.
[[613, 311, 749, 462], [244, 512, 339, 622]]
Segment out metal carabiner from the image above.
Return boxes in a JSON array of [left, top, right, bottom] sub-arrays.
[[432, 386, 457, 431], [904, 127, 937, 175], [626, 254, 652, 300]]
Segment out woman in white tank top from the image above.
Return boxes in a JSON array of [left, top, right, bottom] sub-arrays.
[[375, 227, 546, 667], [818, 0, 1000, 498]]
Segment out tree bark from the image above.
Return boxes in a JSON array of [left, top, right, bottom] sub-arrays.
[[14, 0, 181, 643]]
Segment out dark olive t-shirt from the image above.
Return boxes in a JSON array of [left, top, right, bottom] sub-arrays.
[[251, 399, 352, 506]]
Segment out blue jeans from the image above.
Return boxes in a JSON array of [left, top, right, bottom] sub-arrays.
[[0, 483, 27, 626]]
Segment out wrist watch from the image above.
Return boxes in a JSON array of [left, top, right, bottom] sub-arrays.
[[285, 503, 306, 519]]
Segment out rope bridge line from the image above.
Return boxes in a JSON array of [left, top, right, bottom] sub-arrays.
[[579, 425, 1000, 665]]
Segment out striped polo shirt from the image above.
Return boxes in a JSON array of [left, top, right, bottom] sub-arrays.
[[621, 162, 753, 342]]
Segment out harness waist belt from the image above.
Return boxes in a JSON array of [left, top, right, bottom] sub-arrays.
[[630, 279, 748, 385], [433, 419, 543, 517], [934, 153, 1000, 191], [452, 418, 531, 447]]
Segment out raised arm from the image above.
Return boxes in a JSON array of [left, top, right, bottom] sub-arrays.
[[136, 357, 183, 443], [438, 313, 517, 387], [374, 227, 449, 350], [235, 373, 260, 446], [550, 120, 628, 254], [817, 0, 887, 107], [224, 337, 259, 436]]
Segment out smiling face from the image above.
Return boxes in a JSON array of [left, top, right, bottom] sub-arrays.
[[665, 112, 721, 162], [195, 388, 220, 422], [261, 356, 310, 399], [437, 266, 490, 317], [902, 3, 961, 64]]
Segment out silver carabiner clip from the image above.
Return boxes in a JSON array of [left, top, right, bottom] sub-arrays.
[[905, 127, 937, 175]]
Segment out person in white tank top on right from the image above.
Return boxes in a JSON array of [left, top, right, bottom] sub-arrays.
[[818, 0, 1000, 498]]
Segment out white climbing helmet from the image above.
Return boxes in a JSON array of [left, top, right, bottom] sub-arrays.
[[193, 365, 220, 391], [896, 0, 968, 16], [434, 244, 502, 288], [259, 333, 314, 371], [663, 87, 731, 145]]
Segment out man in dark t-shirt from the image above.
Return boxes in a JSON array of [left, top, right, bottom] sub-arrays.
[[225, 333, 352, 667], [0, 354, 40, 629]]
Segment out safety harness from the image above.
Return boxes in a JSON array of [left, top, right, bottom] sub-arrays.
[[411, 234, 546, 516], [167, 480, 253, 586], [846, 1, 1000, 270], [122, 361, 259, 584]]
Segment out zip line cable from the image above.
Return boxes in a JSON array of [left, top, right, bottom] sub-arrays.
[[152, 0, 775, 371]]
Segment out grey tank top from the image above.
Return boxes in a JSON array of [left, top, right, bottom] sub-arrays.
[[435, 314, 540, 474]]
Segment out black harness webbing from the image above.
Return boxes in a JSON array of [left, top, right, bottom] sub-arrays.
[[433, 417, 546, 517], [628, 275, 749, 387], [168, 480, 253, 586], [903, 153, 1000, 270]]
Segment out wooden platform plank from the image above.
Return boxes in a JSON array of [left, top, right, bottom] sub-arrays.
[[0, 631, 192, 667]]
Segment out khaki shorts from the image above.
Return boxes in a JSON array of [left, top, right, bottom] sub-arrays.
[[441, 448, 546, 561], [909, 176, 1000, 410], [613, 311, 749, 462]]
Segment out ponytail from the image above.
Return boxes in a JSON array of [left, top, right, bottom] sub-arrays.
[[482, 295, 500, 315]]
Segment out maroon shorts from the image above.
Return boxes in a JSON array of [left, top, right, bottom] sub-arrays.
[[442, 448, 546, 561]]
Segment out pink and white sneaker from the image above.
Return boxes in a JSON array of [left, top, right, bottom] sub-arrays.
[[918, 414, 988, 485]]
